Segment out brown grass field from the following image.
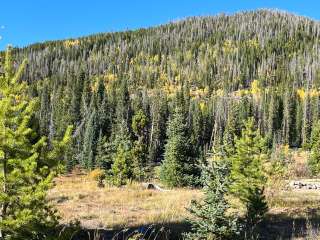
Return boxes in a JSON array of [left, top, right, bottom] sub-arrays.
[[49, 150, 320, 239], [49, 175, 202, 230]]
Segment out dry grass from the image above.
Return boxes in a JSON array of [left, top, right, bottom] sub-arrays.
[[48, 174, 202, 230], [266, 149, 320, 215], [48, 149, 320, 239]]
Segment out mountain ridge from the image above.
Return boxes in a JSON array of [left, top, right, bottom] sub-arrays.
[[6, 9, 319, 52]]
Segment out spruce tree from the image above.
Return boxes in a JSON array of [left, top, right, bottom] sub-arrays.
[[308, 120, 320, 175], [185, 159, 239, 240], [131, 109, 148, 180], [111, 122, 133, 186], [81, 109, 98, 169], [0, 48, 72, 239], [95, 133, 114, 170], [160, 106, 196, 187]]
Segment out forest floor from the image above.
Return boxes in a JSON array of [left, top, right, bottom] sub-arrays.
[[49, 150, 320, 239]]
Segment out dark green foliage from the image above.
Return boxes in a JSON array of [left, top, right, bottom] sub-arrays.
[[81, 109, 98, 169], [95, 133, 113, 170], [5, 10, 320, 186], [185, 160, 239, 240], [160, 106, 199, 187], [308, 120, 320, 175], [111, 123, 133, 186], [244, 187, 268, 238], [131, 109, 149, 180]]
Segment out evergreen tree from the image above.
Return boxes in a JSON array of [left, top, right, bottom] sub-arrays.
[[308, 120, 320, 175], [160, 106, 197, 187], [0, 48, 72, 239], [230, 118, 268, 235], [185, 159, 239, 240], [302, 91, 312, 148], [131, 109, 149, 180], [223, 102, 240, 155], [111, 122, 133, 186], [95, 133, 114, 170], [148, 91, 167, 165], [81, 109, 98, 169], [38, 80, 51, 136]]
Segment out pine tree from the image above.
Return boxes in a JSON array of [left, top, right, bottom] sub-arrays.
[[190, 102, 204, 157], [0, 48, 72, 239], [185, 159, 239, 240], [160, 106, 196, 187], [230, 118, 266, 198], [148, 91, 167, 165], [69, 70, 83, 125], [95, 133, 114, 170], [38, 80, 51, 136], [111, 122, 133, 186], [81, 109, 98, 169], [131, 109, 148, 180], [308, 120, 320, 175], [302, 91, 312, 148], [223, 102, 240, 155], [230, 118, 268, 235]]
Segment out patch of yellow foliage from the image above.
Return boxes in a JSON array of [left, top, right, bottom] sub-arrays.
[[190, 87, 209, 99], [162, 83, 181, 97], [199, 101, 207, 112], [64, 39, 80, 48], [223, 40, 237, 54], [310, 89, 320, 97], [214, 89, 225, 97], [297, 89, 306, 100], [234, 89, 250, 97], [251, 80, 261, 101], [297, 88, 320, 100], [87, 169, 105, 181], [247, 39, 260, 49]]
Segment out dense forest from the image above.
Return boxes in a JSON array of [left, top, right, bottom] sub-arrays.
[[3, 8, 320, 239], [5, 10, 320, 179]]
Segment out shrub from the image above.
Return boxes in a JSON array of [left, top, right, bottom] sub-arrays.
[[88, 168, 106, 182]]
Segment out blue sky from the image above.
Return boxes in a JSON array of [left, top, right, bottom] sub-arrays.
[[1, 0, 320, 50]]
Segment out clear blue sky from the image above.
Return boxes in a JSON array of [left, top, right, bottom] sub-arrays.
[[1, 0, 320, 50]]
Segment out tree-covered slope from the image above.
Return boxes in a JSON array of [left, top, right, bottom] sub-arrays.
[[3, 9, 320, 175]]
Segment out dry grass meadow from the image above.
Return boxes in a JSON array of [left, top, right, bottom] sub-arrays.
[[49, 150, 320, 239], [48, 175, 202, 230]]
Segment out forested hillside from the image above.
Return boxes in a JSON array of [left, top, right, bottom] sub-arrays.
[[4, 9, 320, 180]]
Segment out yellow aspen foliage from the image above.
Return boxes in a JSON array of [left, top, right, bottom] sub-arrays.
[[153, 54, 160, 63], [190, 87, 209, 99], [222, 40, 237, 54], [199, 101, 207, 112], [63, 39, 80, 48], [215, 89, 225, 97], [104, 73, 117, 83], [283, 144, 290, 156], [247, 39, 260, 49], [159, 72, 168, 83], [310, 89, 320, 97], [251, 80, 261, 101], [297, 88, 306, 100], [163, 83, 181, 96]]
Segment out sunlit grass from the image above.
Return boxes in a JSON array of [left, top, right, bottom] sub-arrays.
[[48, 174, 202, 229]]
